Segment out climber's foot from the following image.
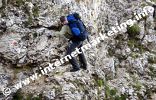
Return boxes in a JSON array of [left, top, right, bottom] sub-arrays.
[[80, 65, 87, 70], [80, 64, 87, 70]]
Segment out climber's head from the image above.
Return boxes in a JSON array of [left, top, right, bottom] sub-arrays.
[[60, 16, 68, 25]]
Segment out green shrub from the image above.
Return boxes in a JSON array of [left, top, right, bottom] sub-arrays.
[[93, 76, 128, 99], [127, 39, 137, 49], [110, 89, 117, 96], [130, 52, 139, 58], [128, 39, 146, 53], [13, 90, 23, 100], [149, 66, 156, 78], [24, 16, 33, 27], [133, 81, 142, 91], [28, 16, 33, 24], [33, 4, 39, 17], [148, 56, 156, 64], [97, 79, 104, 87], [127, 24, 140, 39], [103, 81, 119, 99], [135, 43, 146, 53], [104, 84, 127, 100], [16, 0, 25, 7], [26, 93, 33, 100]]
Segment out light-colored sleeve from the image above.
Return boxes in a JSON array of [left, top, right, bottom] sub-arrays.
[[53, 25, 68, 37]]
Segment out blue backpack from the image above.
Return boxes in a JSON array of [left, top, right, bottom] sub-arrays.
[[67, 13, 89, 41]]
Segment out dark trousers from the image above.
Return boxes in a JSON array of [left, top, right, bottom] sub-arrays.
[[66, 41, 87, 69]]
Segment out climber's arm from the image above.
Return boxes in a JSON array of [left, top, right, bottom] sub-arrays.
[[53, 25, 68, 37]]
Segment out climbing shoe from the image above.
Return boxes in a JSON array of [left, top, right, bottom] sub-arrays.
[[80, 65, 87, 70]]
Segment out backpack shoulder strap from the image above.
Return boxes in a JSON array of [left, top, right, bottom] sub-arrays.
[[78, 19, 87, 29], [79, 19, 90, 42]]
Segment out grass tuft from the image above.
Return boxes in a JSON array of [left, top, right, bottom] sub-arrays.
[[127, 24, 140, 39]]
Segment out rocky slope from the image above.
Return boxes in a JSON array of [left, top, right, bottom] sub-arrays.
[[0, 0, 156, 100]]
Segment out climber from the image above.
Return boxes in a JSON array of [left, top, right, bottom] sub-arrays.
[[51, 13, 88, 72]]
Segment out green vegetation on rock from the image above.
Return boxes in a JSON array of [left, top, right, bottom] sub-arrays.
[[93, 76, 127, 100], [16, 0, 25, 7], [128, 39, 147, 53], [33, 4, 39, 18], [148, 56, 156, 64], [104, 81, 127, 100], [97, 79, 104, 87], [13, 91, 43, 100], [133, 81, 142, 91], [149, 66, 156, 78], [24, 16, 33, 27], [13, 90, 23, 100], [127, 24, 140, 39], [130, 52, 139, 59]]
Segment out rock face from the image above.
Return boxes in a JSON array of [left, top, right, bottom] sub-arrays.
[[0, 0, 2, 8], [0, 0, 156, 99]]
